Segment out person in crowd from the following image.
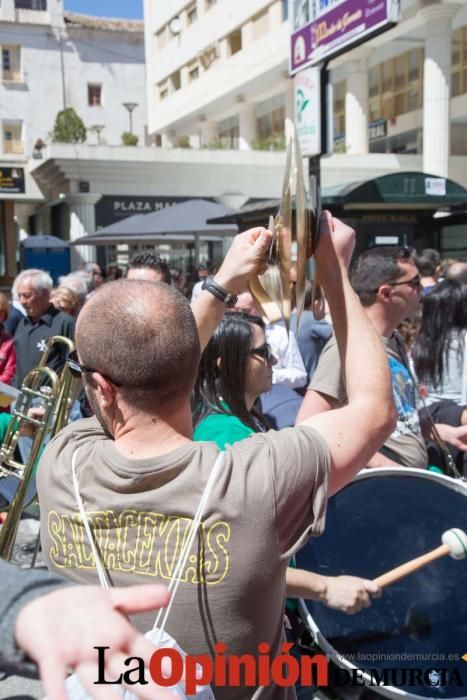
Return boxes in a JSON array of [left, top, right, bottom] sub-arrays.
[[193, 311, 274, 443], [106, 264, 124, 281], [444, 259, 467, 284], [235, 292, 308, 390], [412, 280, 467, 473], [290, 281, 332, 382], [82, 262, 106, 295], [5, 284, 26, 338], [193, 310, 380, 614], [37, 215, 394, 699], [297, 246, 467, 470], [127, 252, 172, 284], [0, 292, 16, 388], [414, 248, 441, 295], [59, 272, 90, 309], [190, 262, 212, 301], [50, 286, 81, 317], [413, 280, 467, 407], [170, 266, 187, 295], [12, 269, 75, 387], [0, 559, 173, 700]]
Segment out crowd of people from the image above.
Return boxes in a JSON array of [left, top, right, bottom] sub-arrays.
[[0, 221, 466, 699]]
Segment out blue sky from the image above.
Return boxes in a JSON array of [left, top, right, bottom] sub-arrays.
[[64, 0, 143, 19]]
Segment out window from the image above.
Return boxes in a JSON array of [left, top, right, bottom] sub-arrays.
[[452, 27, 467, 97], [1, 46, 21, 81], [15, 0, 47, 8], [227, 29, 242, 55], [170, 70, 181, 91], [368, 49, 423, 120], [252, 8, 269, 40], [256, 94, 285, 140], [159, 86, 168, 100], [156, 26, 168, 51], [3, 122, 23, 154], [188, 65, 199, 82], [187, 4, 197, 25], [88, 83, 102, 107]]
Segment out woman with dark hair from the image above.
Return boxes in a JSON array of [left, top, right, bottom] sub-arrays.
[[193, 311, 380, 614], [413, 279, 467, 406], [193, 311, 274, 446]]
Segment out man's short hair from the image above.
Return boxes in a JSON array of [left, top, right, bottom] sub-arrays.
[[128, 253, 171, 284], [415, 248, 441, 277], [76, 280, 200, 410], [350, 246, 414, 306], [13, 269, 53, 296], [444, 260, 467, 284]]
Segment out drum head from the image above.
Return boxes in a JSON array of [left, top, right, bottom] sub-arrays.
[[296, 469, 467, 699]]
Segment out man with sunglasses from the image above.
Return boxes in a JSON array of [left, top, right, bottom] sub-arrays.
[[36, 217, 395, 700], [297, 246, 427, 469]]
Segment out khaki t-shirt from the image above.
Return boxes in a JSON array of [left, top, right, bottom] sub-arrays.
[[309, 334, 427, 469], [37, 418, 330, 700]]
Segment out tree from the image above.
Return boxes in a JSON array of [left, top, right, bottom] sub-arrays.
[[121, 131, 139, 146], [52, 108, 87, 143]]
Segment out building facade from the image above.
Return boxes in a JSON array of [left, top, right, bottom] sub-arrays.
[[144, 0, 467, 182], [0, 0, 146, 283]]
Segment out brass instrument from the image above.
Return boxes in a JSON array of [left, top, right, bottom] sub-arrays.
[[0, 335, 77, 560], [250, 119, 322, 330]]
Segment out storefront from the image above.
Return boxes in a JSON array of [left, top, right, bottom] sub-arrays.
[[210, 172, 467, 258]]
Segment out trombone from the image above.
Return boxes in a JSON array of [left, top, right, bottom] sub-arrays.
[[0, 335, 77, 560]]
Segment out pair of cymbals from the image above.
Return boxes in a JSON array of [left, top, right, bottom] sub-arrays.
[[250, 119, 318, 331]]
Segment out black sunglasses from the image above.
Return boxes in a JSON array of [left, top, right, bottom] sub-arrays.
[[388, 273, 422, 290], [66, 350, 121, 386], [249, 343, 274, 365]]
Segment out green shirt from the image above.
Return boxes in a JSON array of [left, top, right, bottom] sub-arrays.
[[193, 411, 254, 449]]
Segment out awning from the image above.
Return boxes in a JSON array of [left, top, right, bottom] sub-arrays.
[[208, 172, 467, 225], [71, 198, 238, 245]]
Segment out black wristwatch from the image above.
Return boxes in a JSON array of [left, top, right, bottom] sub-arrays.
[[202, 278, 238, 308]]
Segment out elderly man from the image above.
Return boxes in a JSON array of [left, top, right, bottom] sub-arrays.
[[13, 269, 75, 387], [37, 215, 394, 700]]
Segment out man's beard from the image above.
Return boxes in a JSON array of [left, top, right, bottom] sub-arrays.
[[85, 385, 114, 440]]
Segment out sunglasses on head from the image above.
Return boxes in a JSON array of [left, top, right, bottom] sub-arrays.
[[249, 343, 274, 364], [66, 350, 121, 386]]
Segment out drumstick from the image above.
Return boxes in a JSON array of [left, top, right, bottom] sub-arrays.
[[373, 528, 467, 589]]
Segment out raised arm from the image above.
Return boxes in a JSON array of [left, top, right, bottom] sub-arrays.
[[298, 212, 396, 494], [190, 227, 272, 352]]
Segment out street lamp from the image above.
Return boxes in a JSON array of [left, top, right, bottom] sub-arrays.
[[122, 102, 138, 134], [90, 124, 105, 145]]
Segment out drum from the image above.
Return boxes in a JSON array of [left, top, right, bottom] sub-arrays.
[[295, 468, 467, 700]]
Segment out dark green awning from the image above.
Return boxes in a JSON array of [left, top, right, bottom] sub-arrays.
[[208, 172, 467, 225], [323, 172, 467, 206]]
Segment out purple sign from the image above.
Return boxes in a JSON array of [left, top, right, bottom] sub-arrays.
[[290, 0, 399, 74]]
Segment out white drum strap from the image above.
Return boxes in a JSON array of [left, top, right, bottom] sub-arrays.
[[71, 446, 226, 636]]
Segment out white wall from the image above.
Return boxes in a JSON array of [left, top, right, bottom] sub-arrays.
[[0, 9, 146, 158]]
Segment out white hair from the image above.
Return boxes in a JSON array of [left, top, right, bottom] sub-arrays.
[[13, 269, 53, 296], [58, 273, 89, 303]]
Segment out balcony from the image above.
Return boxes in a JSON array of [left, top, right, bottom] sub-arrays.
[[3, 139, 24, 154]]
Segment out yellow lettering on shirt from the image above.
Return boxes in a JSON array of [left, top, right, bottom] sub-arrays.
[[47, 509, 230, 585]]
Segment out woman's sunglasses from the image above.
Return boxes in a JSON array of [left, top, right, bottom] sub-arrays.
[[249, 343, 275, 365]]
